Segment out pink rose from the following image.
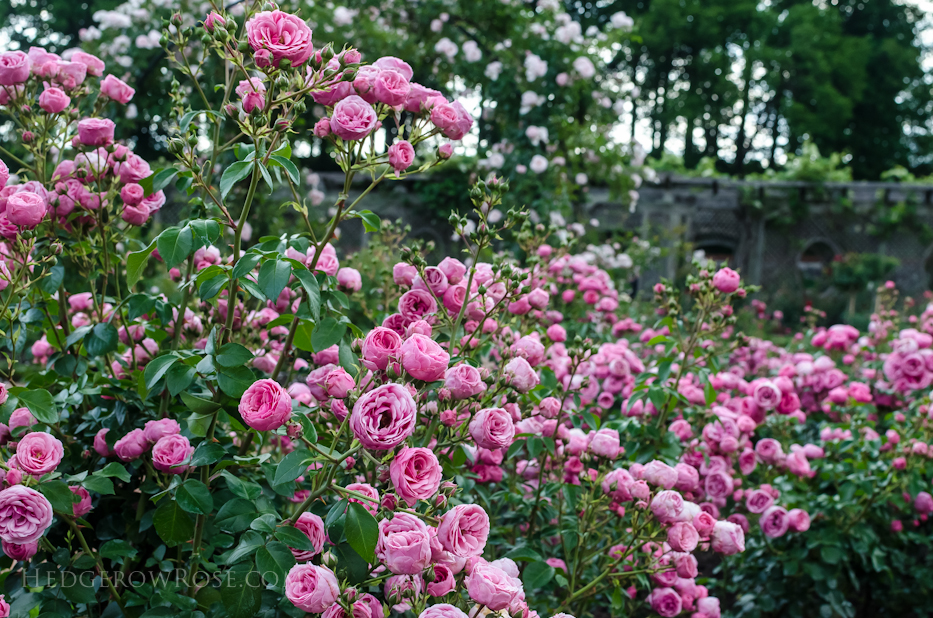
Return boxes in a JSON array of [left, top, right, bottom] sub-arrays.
[[710, 520, 745, 555], [121, 183, 144, 206], [346, 483, 380, 515], [0, 161, 8, 189], [143, 418, 181, 444], [643, 460, 678, 489], [2, 539, 37, 561], [393, 263, 418, 286], [285, 563, 340, 613], [787, 508, 811, 532], [437, 257, 466, 284], [15, 432, 64, 476], [38, 86, 70, 113], [648, 587, 683, 618], [0, 52, 30, 86], [336, 267, 362, 292], [77, 118, 115, 146], [712, 267, 740, 293], [399, 289, 437, 320], [236, 77, 266, 113], [93, 428, 113, 457], [350, 383, 418, 450], [152, 434, 193, 474], [203, 12, 226, 32], [444, 364, 487, 399], [752, 380, 781, 410], [755, 438, 783, 464], [399, 334, 449, 381], [745, 489, 774, 514], [323, 368, 354, 399], [114, 429, 149, 462], [465, 562, 522, 611], [239, 379, 292, 431], [388, 140, 415, 174], [667, 521, 699, 552], [650, 490, 685, 523], [331, 95, 378, 141], [390, 447, 442, 506], [361, 327, 403, 371], [468, 408, 515, 450], [419, 604, 468, 618], [246, 11, 315, 67], [704, 470, 734, 499], [759, 505, 789, 538], [70, 486, 92, 517], [100, 74, 135, 104], [405, 83, 444, 113], [289, 512, 326, 561], [6, 192, 46, 228], [118, 154, 151, 185], [374, 56, 414, 80], [503, 357, 539, 393], [430, 101, 473, 140], [0, 486, 53, 544], [376, 512, 432, 574], [313, 117, 331, 137], [122, 203, 149, 226], [70, 51, 105, 76], [374, 69, 411, 107], [588, 428, 621, 459], [437, 503, 489, 557]]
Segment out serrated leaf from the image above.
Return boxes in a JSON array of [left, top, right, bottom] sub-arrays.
[[217, 365, 255, 398], [97, 462, 132, 483], [275, 525, 315, 551], [219, 561, 262, 618], [216, 342, 254, 368], [292, 268, 321, 321], [165, 362, 196, 396], [83, 475, 114, 495], [232, 252, 262, 280], [144, 354, 178, 390], [180, 391, 221, 414], [84, 323, 118, 357], [358, 210, 381, 233], [268, 154, 300, 185]]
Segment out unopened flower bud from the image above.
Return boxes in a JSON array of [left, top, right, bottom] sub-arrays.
[[171, 12, 183, 26], [22, 131, 34, 143], [321, 46, 334, 61], [286, 422, 302, 438], [381, 493, 397, 511], [278, 58, 292, 70]]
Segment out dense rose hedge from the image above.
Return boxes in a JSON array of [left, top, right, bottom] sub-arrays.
[[0, 4, 931, 618]]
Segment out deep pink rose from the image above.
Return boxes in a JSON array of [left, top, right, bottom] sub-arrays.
[[203, 12, 226, 32], [6, 192, 46, 228], [143, 418, 180, 444], [0, 161, 8, 189], [77, 118, 115, 146], [745, 488, 774, 514], [710, 520, 745, 555], [437, 503, 490, 557], [15, 432, 64, 476], [399, 289, 437, 320], [2, 539, 37, 561], [704, 470, 734, 499], [285, 563, 340, 613], [755, 438, 783, 464], [350, 383, 418, 450], [239, 378, 292, 431], [376, 512, 432, 574], [289, 512, 326, 561], [393, 263, 418, 286], [70, 486, 92, 517], [152, 434, 193, 474], [648, 587, 682, 618], [361, 327, 403, 371], [445, 364, 487, 399], [390, 447, 442, 506], [388, 140, 415, 174], [759, 505, 789, 538], [38, 86, 70, 113], [465, 562, 522, 611], [712, 267, 740, 293], [246, 11, 315, 67], [0, 52, 30, 86], [0, 486, 53, 544], [236, 77, 266, 113], [399, 334, 449, 381], [331, 95, 378, 141], [100, 74, 135, 104], [469, 407, 514, 450]]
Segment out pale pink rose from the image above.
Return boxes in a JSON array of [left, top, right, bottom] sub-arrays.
[[350, 383, 418, 450], [465, 562, 522, 611], [70, 486, 92, 517], [430, 101, 473, 140], [100, 74, 135, 103], [289, 512, 326, 561], [376, 512, 432, 575], [755, 438, 783, 464], [437, 503, 489, 557], [117, 154, 151, 184], [588, 428, 621, 459], [425, 564, 457, 598], [374, 56, 414, 80], [336, 267, 362, 292], [345, 483, 380, 515], [52, 60, 86, 89], [331, 95, 378, 141], [239, 379, 292, 431], [444, 364, 486, 399], [70, 51, 105, 77], [712, 267, 740, 293], [787, 508, 811, 532], [2, 539, 37, 561], [6, 192, 46, 228], [152, 434, 193, 474], [360, 327, 403, 371], [246, 11, 315, 67], [77, 118, 115, 146], [399, 334, 449, 382], [752, 380, 781, 410], [0, 161, 8, 189], [388, 140, 415, 174], [285, 563, 340, 613], [15, 433, 64, 476], [0, 486, 53, 544], [405, 83, 444, 113], [393, 263, 418, 286], [418, 604, 468, 618], [38, 86, 70, 113], [390, 447, 442, 506], [667, 522, 699, 552], [710, 520, 745, 555], [143, 418, 180, 444], [468, 408, 514, 450], [503, 357, 539, 393], [643, 460, 678, 489], [114, 428, 149, 461], [650, 490, 685, 523]]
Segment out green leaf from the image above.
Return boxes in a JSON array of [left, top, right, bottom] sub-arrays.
[[273, 450, 311, 486], [505, 547, 544, 562], [84, 323, 119, 357], [39, 480, 78, 512], [83, 475, 114, 495], [358, 210, 381, 233], [61, 569, 98, 605], [292, 268, 321, 321], [187, 413, 213, 437], [188, 219, 222, 249], [126, 241, 156, 288], [217, 365, 256, 398], [144, 354, 179, 390], [268, 154, 300, 185], [98, 462, 132, 483], [293, 320, 315, 353], [215, 499, 258, 533], [153, 499, 195, 547], [232, 252, 262, 280], [258, 259, 292, 303], [311, 317, 346, 352], [190, 442, 226, 467], [40, 261, 64, 295], [144, 167, 178, 194], [522, 562, 555, 590], [275, 525, 315, 551], [339, 338, 356, 374], [177, 479, 214, 515], [156, 226, 195, 270], [100, 540, 137, 560], [17, 389, 57, 424], [216, 343, 254, 368], [333, 542, 370, 585], [219, 561, 262, 618], [165, 362, 196, 396], [345, 502, 378, 564], [220, 161, 253, 200], [199, 273, 228, 301], [256, 541, 296, 588], [180, 391, 221, 414]]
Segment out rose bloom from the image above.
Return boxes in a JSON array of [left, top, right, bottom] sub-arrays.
[[239, 379, 292, 431], [399, 334, 449, 382], [350, 383, 418, 450], [15, 432, 64, 476], [71, 50, 105, 77], [468, 407, 515, 450], [100, 74, 135, 104], [759, 505, 789, 538], [376, 512, 432, 575], [143, 418, 180, 444], [650, 490, 686, 524], [465, 562, 522, 611], [336, 267, 362, 292], [93, 428, 113, 457], [360, 327, 403, 371], [0, 52, 30, 85], [6, 192, 46, 228], [711, 520, 745, 555], [70, 486, 92, 518], [76, 118, 115, 146], [445, 364, 487, 399], [236, 77, 266, 113], [503, 356, 539, 393], [152, 434, 193, 474], [390, 447, 442, 506], [246, 10, 315, 67], [388, 140, 415, 174], [38, 86, 70, 113], [648, 587, 683, 618], [589, 428, 621, 459], [436, 503, 490, 557], [417, 605, 468, 618], [704, 470, 734, 499], [398, 289, 438, 320], [752, 380, 782, 410], [345, 482, 380, 515], [290, 512, 326, 561], [285, 563, 340, 613], [712, 267, 741, 293], [787, 508, 811, 532], [2, 539, 37, 561], [643, 460, 678, 489], [0, 486, 53, 544], [331, 95, 378, 141], [374, 69, 411, 107], [430, 101, 474, 140], [667, 521, 699, 552], [745, 488, 775, 514], [114, 428, 149, 461]]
